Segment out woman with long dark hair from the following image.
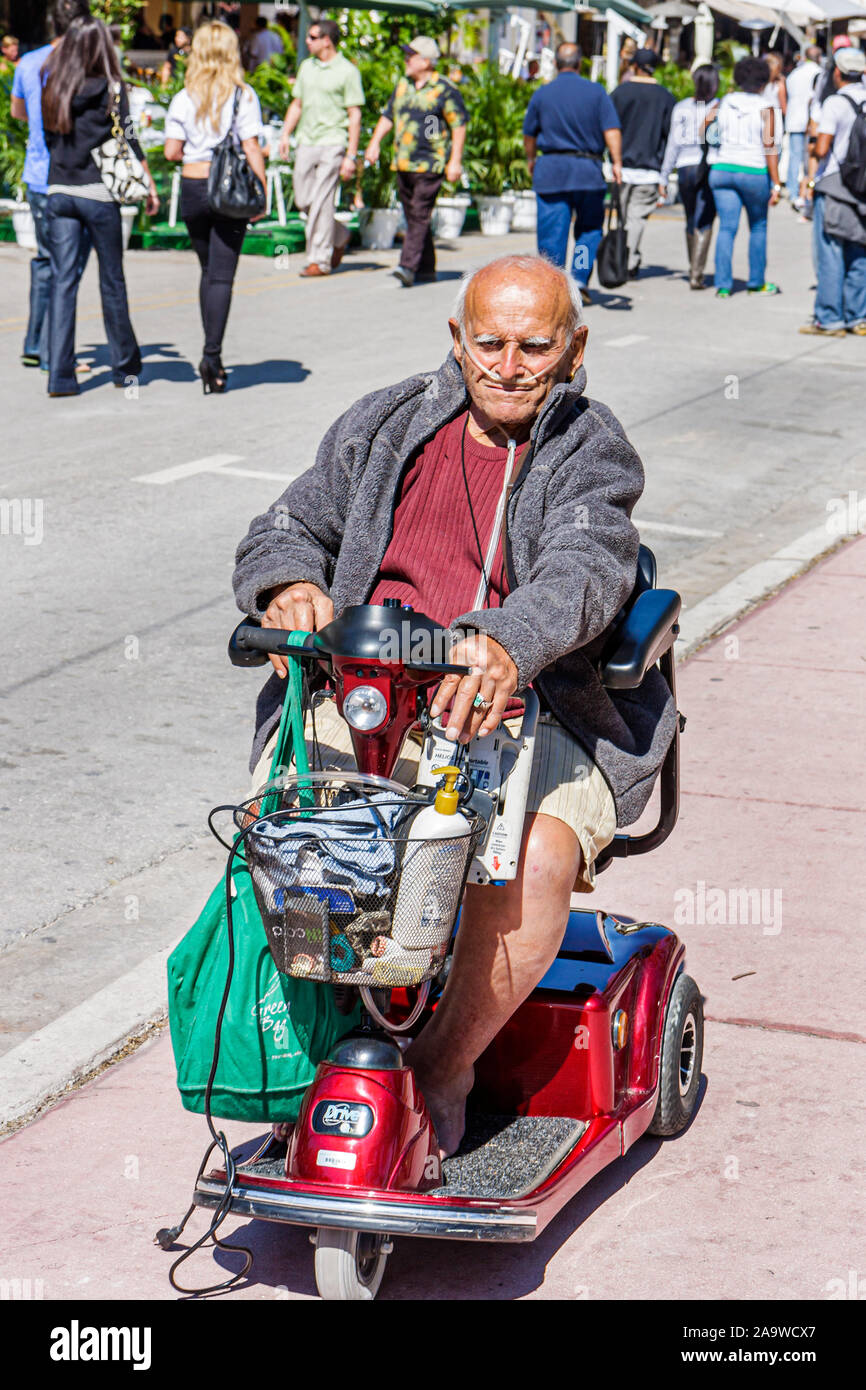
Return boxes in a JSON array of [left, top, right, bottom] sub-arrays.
[[659, 64, 720, 289], [42, 14, 159, 397], [164, 20, 266, 393]]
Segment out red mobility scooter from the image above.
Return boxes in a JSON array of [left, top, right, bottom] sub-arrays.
[[185, 545, 702, 1300]]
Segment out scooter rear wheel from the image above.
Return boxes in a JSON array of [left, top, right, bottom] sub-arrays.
[[314, 1228, 390, 1301], [647, 973, 704, 1136]]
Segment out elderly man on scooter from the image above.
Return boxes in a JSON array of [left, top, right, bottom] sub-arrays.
[[234, 254, 675, 1156]]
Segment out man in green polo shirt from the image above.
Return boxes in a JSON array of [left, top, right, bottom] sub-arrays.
[[278, 18, 364, 278]]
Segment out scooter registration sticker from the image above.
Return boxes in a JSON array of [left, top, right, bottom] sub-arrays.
[[316, 1148, 358, 1171]]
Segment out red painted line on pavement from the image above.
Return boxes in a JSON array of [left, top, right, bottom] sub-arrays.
[[707, 1015, 866, 1045], [681, 790, 863, 814]]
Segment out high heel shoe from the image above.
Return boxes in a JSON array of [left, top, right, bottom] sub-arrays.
[[199, 357, 227, 394]]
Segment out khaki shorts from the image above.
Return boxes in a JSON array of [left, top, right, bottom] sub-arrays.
[[252, 701, 616, 891]]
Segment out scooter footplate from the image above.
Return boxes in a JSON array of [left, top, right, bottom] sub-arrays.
[[430, 1114, 586, 1200]]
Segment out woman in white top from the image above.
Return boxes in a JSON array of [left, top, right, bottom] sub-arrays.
[[659, 64, 720, 289], [164, 20, 265, 392], [762, 52, 787, 124], [707, 56, 782, 298]]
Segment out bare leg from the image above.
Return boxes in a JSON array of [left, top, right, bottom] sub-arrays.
[[404, 813, 582, 1157]]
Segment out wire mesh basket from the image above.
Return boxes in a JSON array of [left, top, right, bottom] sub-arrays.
[[236, 772, 482, 988]]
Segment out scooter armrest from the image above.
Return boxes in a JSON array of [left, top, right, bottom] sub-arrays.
[[599, 589, 681, 690]]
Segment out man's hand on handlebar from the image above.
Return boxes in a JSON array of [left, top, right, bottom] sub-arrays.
[[430, 632, 518, 744], [261, 581, 334, 678]]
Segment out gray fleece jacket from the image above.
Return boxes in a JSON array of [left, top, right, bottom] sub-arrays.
[[233, 354, 677, 826]]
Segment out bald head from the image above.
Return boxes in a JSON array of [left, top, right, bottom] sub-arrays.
[[449, 256, 588, 444], [556, 42, 581, 72], [454, 255, 582, 338], [806, 45, 822, 63]]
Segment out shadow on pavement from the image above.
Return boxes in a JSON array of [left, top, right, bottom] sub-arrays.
[[198, 1075, 708, 1300], [76, 341, 198, 389], [226, 359, 311, 389], [631, 264, 679, 281], [587, 289, 633, 311]]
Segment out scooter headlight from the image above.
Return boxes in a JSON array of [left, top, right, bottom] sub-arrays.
[[343, 685, 388, 731]]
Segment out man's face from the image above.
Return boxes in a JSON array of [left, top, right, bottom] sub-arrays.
[[404, 51, 430, 80], [306, 27, 327, 56], [2, 38, 18, 62], [449, 270, 588, 438]]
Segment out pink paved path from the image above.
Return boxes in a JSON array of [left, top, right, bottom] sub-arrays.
[[2, 538, 864, 1301]]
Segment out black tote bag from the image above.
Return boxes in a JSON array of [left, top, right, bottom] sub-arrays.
[[208, 87, 266, 221], [596, 184, 629, 289]]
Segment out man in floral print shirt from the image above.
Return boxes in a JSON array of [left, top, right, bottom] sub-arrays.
[[365, 36, 467, 287]]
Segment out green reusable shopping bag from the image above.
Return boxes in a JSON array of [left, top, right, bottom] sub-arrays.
[[167, 632, 361, 1122]]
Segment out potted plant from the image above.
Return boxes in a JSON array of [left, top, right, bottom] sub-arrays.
[[0, 79, 32, 245], [358, 158, 401, 249], [463, 65, 531, 236], [432, 180, 471, 239], [354, 49, 404, 250]]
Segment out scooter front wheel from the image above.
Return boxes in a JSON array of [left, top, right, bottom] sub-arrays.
[[647, 972, 704, 1136], [313, 1228, 390, 1301]]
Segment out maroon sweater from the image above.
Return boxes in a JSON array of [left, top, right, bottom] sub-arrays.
[[369, 412, 528, 625]]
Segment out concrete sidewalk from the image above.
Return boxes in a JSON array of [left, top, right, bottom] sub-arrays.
[[1, 535, 863, 1301]]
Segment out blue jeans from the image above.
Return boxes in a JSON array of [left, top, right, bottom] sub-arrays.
[[47, 193, 140, 394], [536, 187, 606, 288], [677, 163, 715, 234], [786, 131, 807, 202], [23, 188, 91, 365], [708, 167, 771, 292], [812, 193, 866, 329]]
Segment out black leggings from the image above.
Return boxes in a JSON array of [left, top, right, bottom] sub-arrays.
[[181, 177, 247, 361], [677, 163, 716, 235]]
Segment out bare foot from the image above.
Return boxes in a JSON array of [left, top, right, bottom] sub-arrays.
[[405, 1055, 474, 1159], [272, 1122, 293, 1144]]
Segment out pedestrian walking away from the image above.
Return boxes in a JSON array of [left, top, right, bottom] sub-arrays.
[[365, 36, 466, 288], [762, 52, 787, 126], [800, 45, 866, 337], [785, 46, 822, 209], [245, 16, 283, 73], [41, 12, 159, 397], [522, 42, 622, 306], [10, 0, 91, 374], [611, 48, 676, 278], [278, 19, 363, 278], [659, 63, 720, 289], [707, 57, 782, 298], [164, 20, 266, 393]]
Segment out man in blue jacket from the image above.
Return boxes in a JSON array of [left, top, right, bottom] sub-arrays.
[[523, 43, 622, 306]]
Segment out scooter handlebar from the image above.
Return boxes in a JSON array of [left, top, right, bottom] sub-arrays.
[[229, 616, 472, 676], [228, 619, 317, 667]]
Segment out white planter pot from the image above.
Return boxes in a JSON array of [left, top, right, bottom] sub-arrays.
[[12, 204, 36, 251], [120, 204, 138, 250], [358, 207, 402, 250], [431, 195, 469, 239], [510, 190, 537, 233], [475, 195, 514, 237]]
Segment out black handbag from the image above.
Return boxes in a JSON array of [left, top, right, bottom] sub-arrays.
[[596, 184, 629, 289], [207, 86, 266, 221]]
